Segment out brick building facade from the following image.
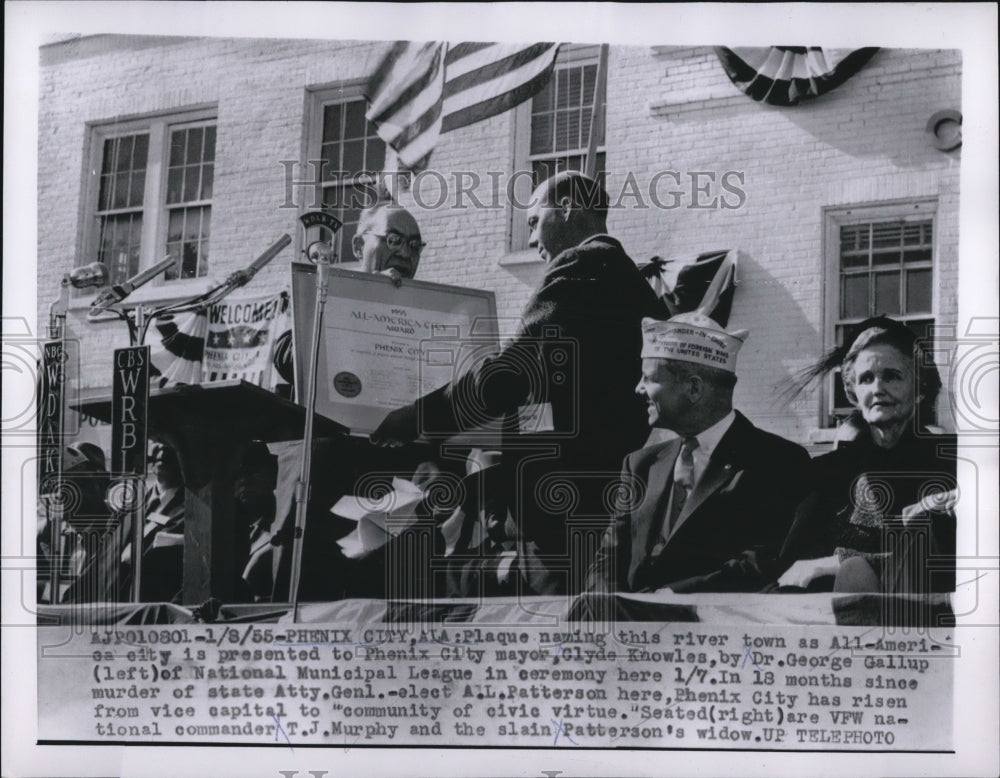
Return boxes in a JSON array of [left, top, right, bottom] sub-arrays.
[[38, 36, 962, 447]]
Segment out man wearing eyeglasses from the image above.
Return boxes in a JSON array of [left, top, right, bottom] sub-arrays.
[[274, 203, 425, 390], [351, 203, 426, 284]]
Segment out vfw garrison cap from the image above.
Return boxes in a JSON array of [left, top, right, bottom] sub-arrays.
[[641, 312, 749, 373]]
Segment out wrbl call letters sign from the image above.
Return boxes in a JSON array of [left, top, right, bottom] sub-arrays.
[[111, 346, 150, 476]]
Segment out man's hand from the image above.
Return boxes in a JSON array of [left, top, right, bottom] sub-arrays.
[[901, 488, 958, 524], [370, 404, 419, 447], [777, 555, 841, 588], [225, 269, 253, 287], [383, 268, 404, 287]]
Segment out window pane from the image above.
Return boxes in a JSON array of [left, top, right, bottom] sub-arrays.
[[113, 173, 130, 209], [165, 208, 210, 278], [531, 79, 555, 113], [365, 140, 385, 172], [555, 69, 571, 108], [874, 271, 901, 315], [183, 166, 200, 201], [582, 64, 596, 104], [344, 101, 366, 140], [116, 135, 134, 171], [902, 222, 924, 245], [169, 132, 186, 166], [102, 138, 115, 173], [906, 268, 932, 313], [342, 139, 364, 175], [129, 171, 146, 207], [902, 247, 932, 264], [872, 249, 900, 266], [871, 222, 902, 248], [98, 214, 142, 285], [133, 133, 148, 168], [322, 104, 342, 143], [322, 184, 344, 209], [186, 127, 204, 164], [322, 186, 342, 210], [533, 80, 554, 113], [554, 110, 582, 152], [166, 167, 184, 204], [200, 162, 214, 200], [531, 113, 553, 154], [181, 242, 199, 278], [841, 275, 869, 318], [338, 204, 364, 264], [203, 126, 216, 161], [321, 142, 341, 178], [167, 210, 184, 242], [99, 173, 113, 211], [840, 224, 868, 251], [832, 371, 850, 409], [185, 208, 200, 242], [840, 252, 868, 269]]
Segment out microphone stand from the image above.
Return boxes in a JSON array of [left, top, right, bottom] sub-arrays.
[[289, 226, 340, 621], [82, 237, 291, 603]]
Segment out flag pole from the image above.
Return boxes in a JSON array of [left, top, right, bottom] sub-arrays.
[[584, 44, 610, 179]]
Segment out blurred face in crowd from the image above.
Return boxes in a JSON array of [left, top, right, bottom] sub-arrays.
[[847, 343, 918, 435], [150, 444, 182, 489], [352, 207, 424, 279], [234, 450, 278, 519]]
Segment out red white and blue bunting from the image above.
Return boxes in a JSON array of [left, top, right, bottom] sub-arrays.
[[147, 290, 289, 389], [715, 47, 879, 106]]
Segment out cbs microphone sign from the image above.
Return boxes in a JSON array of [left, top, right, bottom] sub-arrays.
[[111, 346, 150, 475]]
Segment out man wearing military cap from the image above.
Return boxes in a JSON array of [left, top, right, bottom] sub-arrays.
[[586, 312, 811, 593]]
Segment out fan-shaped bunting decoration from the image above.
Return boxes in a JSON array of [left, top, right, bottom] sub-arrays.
[[148, 309, 208, 386], [714, 47, 879, 106]]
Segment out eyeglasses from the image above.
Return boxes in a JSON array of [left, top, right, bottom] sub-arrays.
[[369, 232, 426, 253]]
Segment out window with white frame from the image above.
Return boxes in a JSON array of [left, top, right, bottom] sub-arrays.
[[304, 86, 387, 262], [824, 200, 937, 425], [86, 110, 216, 288], [509, 44, 606, 252]]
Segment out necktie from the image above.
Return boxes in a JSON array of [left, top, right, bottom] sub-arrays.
[[651, 436, 699, 556]]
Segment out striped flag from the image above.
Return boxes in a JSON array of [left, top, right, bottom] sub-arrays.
[[365, 41, 561, 171]]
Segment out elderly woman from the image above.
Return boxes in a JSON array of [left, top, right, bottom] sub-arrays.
[[778, 317, 957, 593]]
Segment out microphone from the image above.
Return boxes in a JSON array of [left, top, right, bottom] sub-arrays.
[[226, 234, 292, 288], [63, 262, 108, 289], [305, 239, 335, 264], [90, 256, 176, 312]]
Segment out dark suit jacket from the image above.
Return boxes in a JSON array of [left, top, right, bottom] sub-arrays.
[[779, 428, 958, 593], [586, 411, 811, 594], [413, 235, 667, 594]]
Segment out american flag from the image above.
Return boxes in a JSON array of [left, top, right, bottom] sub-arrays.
[[365, 41, 561, 171]]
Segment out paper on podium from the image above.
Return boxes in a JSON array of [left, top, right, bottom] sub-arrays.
[[333, 477, 425, 559]]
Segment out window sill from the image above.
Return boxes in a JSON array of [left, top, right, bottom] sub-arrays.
[[69, 277, 215, 312], [498, 249, 544, 267]]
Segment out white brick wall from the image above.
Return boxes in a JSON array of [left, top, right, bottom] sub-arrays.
[[38, 38, 961, 445]]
